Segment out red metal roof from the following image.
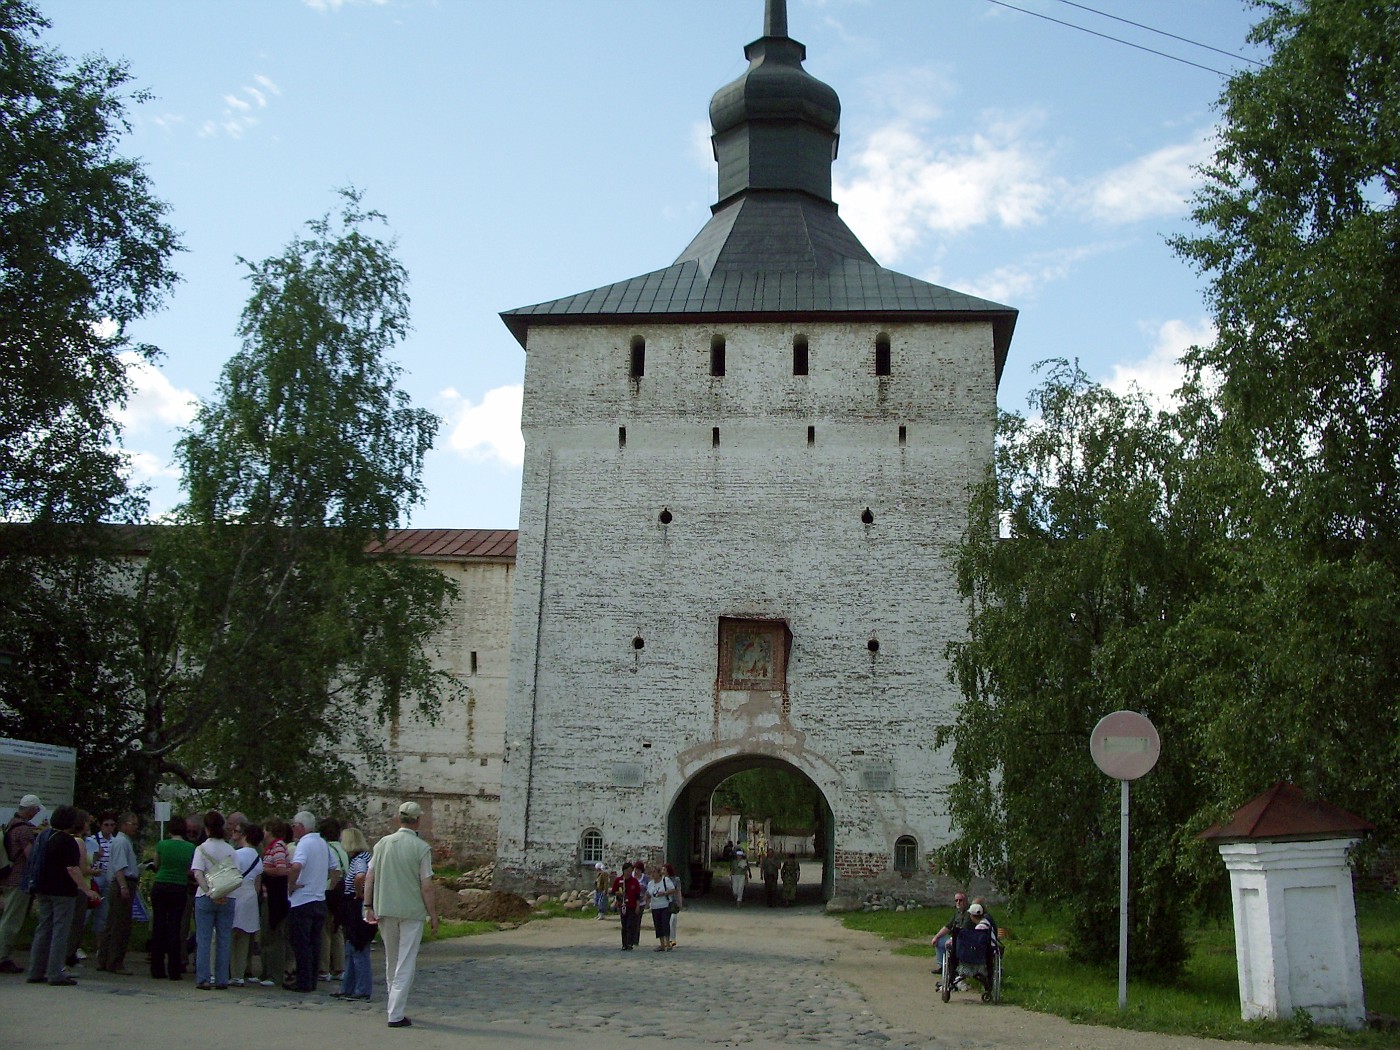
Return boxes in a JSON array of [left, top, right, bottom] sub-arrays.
[[366, 528, 517, 561], [93, 525, 517, 562], [1197, 782, 1374, 843]]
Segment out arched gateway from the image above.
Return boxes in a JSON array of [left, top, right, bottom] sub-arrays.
[[667, 753, 836, 902], [492, 0, 1014, 904]]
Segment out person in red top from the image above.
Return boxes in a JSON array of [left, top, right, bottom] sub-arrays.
[[257, 818, 293, 987], [615, 862, 643, 951]]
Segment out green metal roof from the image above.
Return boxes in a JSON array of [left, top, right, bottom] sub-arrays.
[[500, 0, 1017, 384]]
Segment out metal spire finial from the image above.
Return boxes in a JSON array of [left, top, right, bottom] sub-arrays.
[[764, 0, 788, 38]]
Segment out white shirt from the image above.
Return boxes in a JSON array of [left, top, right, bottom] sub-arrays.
[[289, 832, 335, 907]]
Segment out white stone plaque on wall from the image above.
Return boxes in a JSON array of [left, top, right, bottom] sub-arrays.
[[611, 763, 645, 788]]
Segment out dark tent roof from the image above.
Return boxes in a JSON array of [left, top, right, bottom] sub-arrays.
[[500, 0, 1016, 384]]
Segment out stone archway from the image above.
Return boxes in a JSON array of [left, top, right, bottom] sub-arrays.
[[665, 754, 836, 902]]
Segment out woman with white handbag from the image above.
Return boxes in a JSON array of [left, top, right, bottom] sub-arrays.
[[190, 811, 239, 989]]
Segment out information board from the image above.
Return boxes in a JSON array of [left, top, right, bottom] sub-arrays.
[[0, 737, 77, 825]]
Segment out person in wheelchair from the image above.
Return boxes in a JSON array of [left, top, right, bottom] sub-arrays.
[[940, 903, 1003, 1002]]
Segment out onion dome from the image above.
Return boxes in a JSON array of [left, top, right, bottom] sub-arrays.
[[708, 0, 841, 205]]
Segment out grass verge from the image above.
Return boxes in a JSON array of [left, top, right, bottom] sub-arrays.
[[839, 892, 1400, 1048]]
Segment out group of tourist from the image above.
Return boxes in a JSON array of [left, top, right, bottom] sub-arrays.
[[605, 860, 683, 951], [1, 793, 438, 1029]]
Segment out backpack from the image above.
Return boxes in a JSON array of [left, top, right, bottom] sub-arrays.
[[19, 826, 54, 894], [0, 818, 21, 882]]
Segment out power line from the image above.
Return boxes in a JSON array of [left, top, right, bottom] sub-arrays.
[[982, 0, 1237, 77], [1051, 0, 1264, 67]]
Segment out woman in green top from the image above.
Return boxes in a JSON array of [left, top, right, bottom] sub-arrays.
[[149, 817, 196, 980]]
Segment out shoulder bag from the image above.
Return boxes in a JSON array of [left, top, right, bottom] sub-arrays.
[[199, 844, 243, 900]]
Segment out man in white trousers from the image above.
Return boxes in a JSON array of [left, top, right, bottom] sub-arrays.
[[364, 801, 438, 1028]]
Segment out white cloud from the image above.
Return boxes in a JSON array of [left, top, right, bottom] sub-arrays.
[[303, 0, 389, 11], [835, 113, 1058, 263], [116, 352, 199, 433], [440, 385, 524, 468], [199, 77, 280, 138], [950, 243, 1110, 304], [1085, 133, 1213, 224], [125, 449, 182, 483], [1104, 317, 1216, 408]]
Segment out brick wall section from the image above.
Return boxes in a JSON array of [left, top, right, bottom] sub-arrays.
[[355, 558, 513, 863], [496, 319, 997, 900]]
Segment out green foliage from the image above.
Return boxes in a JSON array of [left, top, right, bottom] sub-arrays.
[[115, 191, 458, 816], [712, 767, 823, 832], [939, 0, 1400, 985], [0, 0, 181, 524], [0, 0, 179, 805]]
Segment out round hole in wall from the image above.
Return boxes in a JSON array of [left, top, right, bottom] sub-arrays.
[[633, 635, 645, 650], [867, 638, 880, 653], [659, 508, 673, 524], [861, 507, 875, 525]]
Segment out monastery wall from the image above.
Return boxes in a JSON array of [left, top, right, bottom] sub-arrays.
[[358, 556, 513, 861]]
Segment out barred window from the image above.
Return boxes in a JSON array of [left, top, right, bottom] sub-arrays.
[[581, 828, 604, 865]]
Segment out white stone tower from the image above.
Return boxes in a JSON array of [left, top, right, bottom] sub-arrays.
[[495, 0, 1016, 900]]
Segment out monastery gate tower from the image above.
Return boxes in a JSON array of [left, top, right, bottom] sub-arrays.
[[494, 0, 1016, 901]]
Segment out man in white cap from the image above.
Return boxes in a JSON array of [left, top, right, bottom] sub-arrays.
[[0, 794, 43, 973], [364, 801, 438, 1028]]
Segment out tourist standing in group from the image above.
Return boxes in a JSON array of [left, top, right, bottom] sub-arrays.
[[149, 815, 195, 980], [229, 822, 264, 986], [334, 826, 374, 1002], [285, 810, 337, 992], [96, 812, 139, 973], [730, 845, 750, 905], [81, 814, 114, 957], [190, 810, 238, 989], [258, 817, 292, 987], [644, 863, 677, 951], [320, 817, 349, 983], [0, 793, 43, 973], [364, 801, 439, 1028], [26, 805, 100, 985]]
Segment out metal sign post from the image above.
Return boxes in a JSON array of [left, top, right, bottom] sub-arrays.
[[1089, 711, 1160, 1011]]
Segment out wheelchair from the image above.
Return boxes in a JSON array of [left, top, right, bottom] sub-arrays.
[[940, 925, 1002, 1004]]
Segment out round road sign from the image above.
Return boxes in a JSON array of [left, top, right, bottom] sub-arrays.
[[1090, 710, 1160, 781]]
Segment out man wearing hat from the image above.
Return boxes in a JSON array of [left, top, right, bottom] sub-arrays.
[[364, 801, 438, 1029], [0, 794, 43, 973]]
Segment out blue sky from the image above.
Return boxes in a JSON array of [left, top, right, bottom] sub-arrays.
[[37, 0, 1268, 529]]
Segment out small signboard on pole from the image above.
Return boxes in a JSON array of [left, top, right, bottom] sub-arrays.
[[1090, 711, 1160, 1011]]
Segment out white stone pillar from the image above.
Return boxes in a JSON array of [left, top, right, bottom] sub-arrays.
[[1215, 837, 1366, 1029]]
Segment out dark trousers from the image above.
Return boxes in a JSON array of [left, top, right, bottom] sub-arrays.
[[765, 877, 779, 907], [620, 906, 642, 948], [97, 880, 132, 971], [150, 883, 187, 978], [286, 899, 326, 990]]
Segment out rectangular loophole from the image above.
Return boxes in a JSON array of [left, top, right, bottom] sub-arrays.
[[619, 426, 627, 448], [711, 426, 720, 448], [806, 425, 815, 447], [898, 425, 907, 447]]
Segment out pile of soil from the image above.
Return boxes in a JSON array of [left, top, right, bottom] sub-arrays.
[[434, 884, 531, 922]]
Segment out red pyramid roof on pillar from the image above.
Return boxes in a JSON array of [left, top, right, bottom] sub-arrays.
[[1197, 782, 1374, 843]]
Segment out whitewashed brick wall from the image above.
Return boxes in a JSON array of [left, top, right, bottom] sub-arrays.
[[497, 320, 996, 898]]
